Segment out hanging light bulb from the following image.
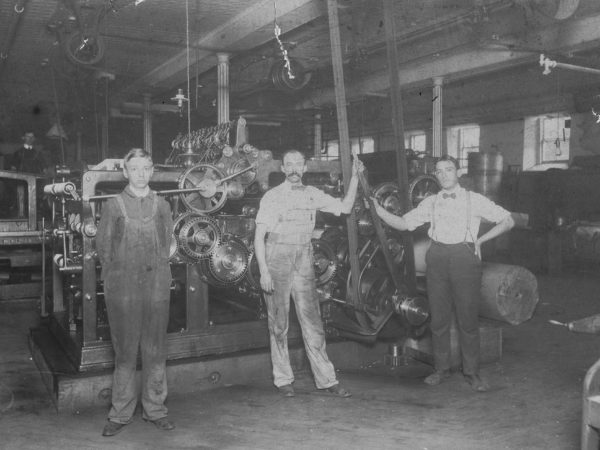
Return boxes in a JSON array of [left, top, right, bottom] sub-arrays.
[[171, 88, 189, 116]]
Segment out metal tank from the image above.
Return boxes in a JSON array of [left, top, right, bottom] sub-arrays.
[[467, 151, 504, 201]]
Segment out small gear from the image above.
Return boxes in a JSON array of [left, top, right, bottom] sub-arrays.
[[228, 157, 256, 186], [311, 239, 338, 286], [357, 210, 375, 236], [178, 214, 222, 261]]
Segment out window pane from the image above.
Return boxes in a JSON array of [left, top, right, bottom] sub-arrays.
[[411, 134, 426, 153], [540, 115, 570, 162], [326, 141, 339, 160], [360, 137, 374, 154]]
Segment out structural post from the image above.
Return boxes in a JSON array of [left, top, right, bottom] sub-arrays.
[[382, 0, 416, 292], [217, 52, 230, 125], [432, 76, 443, 158], [326, 0, 362, 305], [313, 113, 322, 159], [143, 93, 153, 155], [101, 114, 108, 161]]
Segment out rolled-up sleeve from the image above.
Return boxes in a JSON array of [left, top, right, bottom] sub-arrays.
[[255, 191, 280, 232], [308, 187, 344, 216], [402, 196, 434, 231]]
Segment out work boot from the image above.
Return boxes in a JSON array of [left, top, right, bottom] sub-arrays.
[[102, 420, 127, 437], [277, 384, 295, 397], [326, 384, 352, 398], [464, 374, 490, 392], [143, 417, 176, 431], [424, 370, 451, 386]]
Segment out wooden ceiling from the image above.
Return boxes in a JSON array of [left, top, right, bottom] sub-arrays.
[[2, 0, 600, 143]]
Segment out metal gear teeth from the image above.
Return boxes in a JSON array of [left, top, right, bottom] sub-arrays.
[[177, 214, 222, 261], [205, 234, 250, 286]]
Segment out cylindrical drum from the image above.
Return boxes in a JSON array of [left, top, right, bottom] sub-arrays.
[[479, 262, 539, 325], [412, 236, 431, 276], [413, 245, 539, 325], [468, 152, 503, 202]]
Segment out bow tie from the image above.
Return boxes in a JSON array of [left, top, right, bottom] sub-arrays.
[[442, 193, 456, 199], [291, 185, 306, 191], [24, 145, 32, 150]]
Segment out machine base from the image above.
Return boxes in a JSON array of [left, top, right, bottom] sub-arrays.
[[29, 321, 503, 413], [29, 324, 389, 413], [403, 320, 503, 369]]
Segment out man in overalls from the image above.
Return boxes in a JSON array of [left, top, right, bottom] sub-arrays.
[[254, 150, 364, 398], [97, 148, 175, 436], [372, 155, 514, 392]]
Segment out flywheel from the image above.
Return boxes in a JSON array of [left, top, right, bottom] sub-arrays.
[[408, 174, 440, 208], [372, 182, 403, 215], [178, 163, 228, 214]]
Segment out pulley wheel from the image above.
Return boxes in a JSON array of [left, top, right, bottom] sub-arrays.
[[178, 163, 228, 214]]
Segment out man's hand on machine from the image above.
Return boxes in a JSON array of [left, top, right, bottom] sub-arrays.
[[352, 158, 365, 176]]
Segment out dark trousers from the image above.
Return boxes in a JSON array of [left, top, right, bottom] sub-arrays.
[[104, 265, 171, 423], [425, 241, 482, 375]]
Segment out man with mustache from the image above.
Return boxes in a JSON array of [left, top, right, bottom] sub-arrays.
[[254, 150, 364, 398]]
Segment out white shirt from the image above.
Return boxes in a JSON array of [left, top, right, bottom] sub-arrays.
[[255, 180, 344, 235], [403, 186, 510, 244]]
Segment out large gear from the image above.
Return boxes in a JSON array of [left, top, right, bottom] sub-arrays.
[[311, 239, 338, 286], [202, 234, 250, 286], [178, 163, 228, 214], [177, 214, 222, 261]]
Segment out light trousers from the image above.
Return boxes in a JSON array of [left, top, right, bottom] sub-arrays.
[[264, 238, 338, 389]]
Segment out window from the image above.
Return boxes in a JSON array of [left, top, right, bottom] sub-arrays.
[[321, 137, 374, 160], [404, 131, 426, 153], [539, 114, 570, 163], [447, 125, 480, 171]]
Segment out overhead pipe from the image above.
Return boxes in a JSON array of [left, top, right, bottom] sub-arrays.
[[0, 0, 31, 76], [540, 54, 600, 77]]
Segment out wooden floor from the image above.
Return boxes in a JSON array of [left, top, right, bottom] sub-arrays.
[[1, 269, 599, 450]]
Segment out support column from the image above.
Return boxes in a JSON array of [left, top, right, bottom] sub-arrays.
[[143, 93, 152, 155], [432, 76, 443, 157], [313, 113, 322, 159], [101, 114, 108, 161], [217, 53, 230, 125]]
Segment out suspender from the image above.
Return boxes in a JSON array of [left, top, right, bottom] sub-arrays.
[[431, 191, 472, 243], [115, 192, 158, 223]]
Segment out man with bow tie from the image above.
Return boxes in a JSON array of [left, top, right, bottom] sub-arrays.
[[6, 132, 47, 174], [372, 155, 514, 392], [254, 150, 364, 398]]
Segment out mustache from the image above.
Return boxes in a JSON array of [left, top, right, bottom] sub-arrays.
[[287, 172, 302, 177]]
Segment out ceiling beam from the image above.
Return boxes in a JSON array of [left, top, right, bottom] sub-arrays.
[[114, 0, 324, 104], [299, 12, 600, 109]]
